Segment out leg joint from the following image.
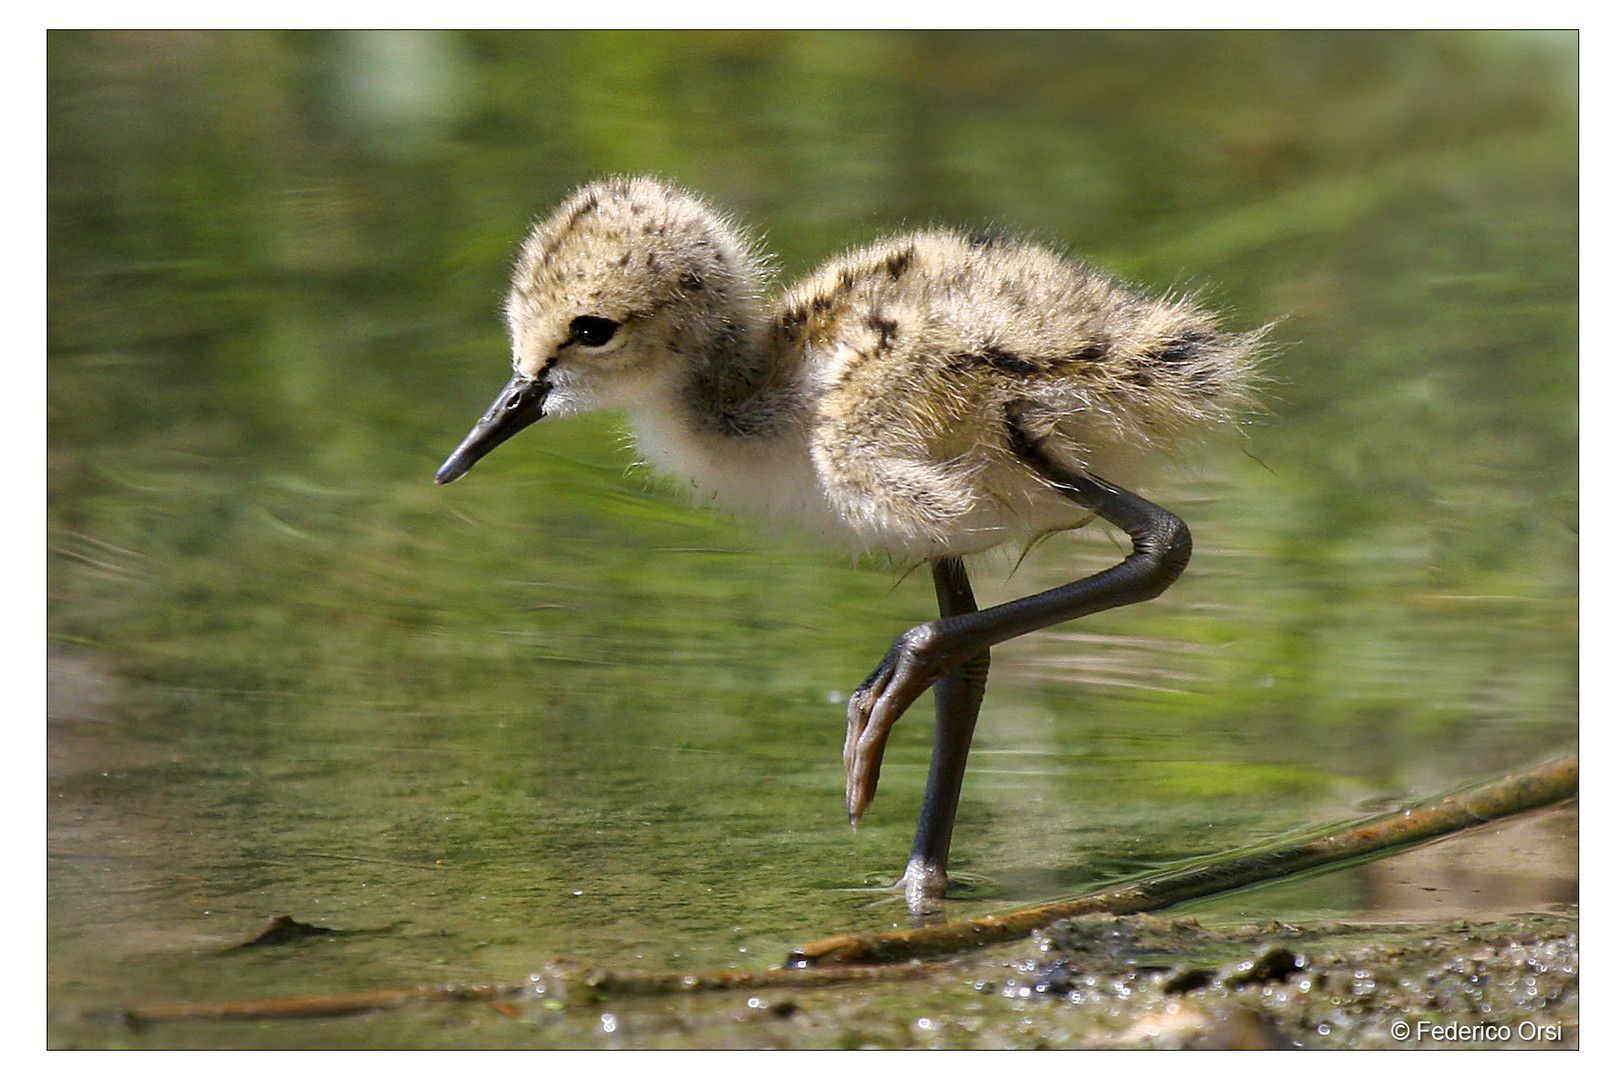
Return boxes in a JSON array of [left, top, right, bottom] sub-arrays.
[[1141, 505, 1192, 574], [1135, 512, 1192, 599]]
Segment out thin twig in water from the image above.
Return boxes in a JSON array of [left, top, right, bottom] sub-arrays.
[[788, 753, 1577, 966]]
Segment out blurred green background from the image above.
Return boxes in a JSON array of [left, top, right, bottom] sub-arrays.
[[48, 30, 1576, 1045]]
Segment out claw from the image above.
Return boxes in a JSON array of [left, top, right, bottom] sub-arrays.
[[842, 629, 949, 827], [844, 684, 888, 824]]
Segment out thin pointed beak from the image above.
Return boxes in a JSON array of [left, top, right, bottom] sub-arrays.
[[435, 374, 550, 484]]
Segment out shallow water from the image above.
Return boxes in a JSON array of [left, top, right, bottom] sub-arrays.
[[47, 31, 1577, 1047]]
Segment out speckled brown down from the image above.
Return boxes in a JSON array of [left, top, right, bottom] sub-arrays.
[[438, 176, 1265, 910]]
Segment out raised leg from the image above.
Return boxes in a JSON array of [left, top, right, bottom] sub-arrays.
[[844, 415, 1193, 901]]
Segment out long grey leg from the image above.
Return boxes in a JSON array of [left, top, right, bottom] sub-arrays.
[[897, 557, 990, 910], [844, 413, 1192, 901]]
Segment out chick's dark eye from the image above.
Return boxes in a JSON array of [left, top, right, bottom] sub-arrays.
[[569, 315, 620, 348]]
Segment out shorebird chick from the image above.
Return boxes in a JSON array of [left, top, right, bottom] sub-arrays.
[[437, 176, 1263, 910]]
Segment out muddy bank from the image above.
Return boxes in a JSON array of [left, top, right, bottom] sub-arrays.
[[435, 909, 1580, 1049]]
